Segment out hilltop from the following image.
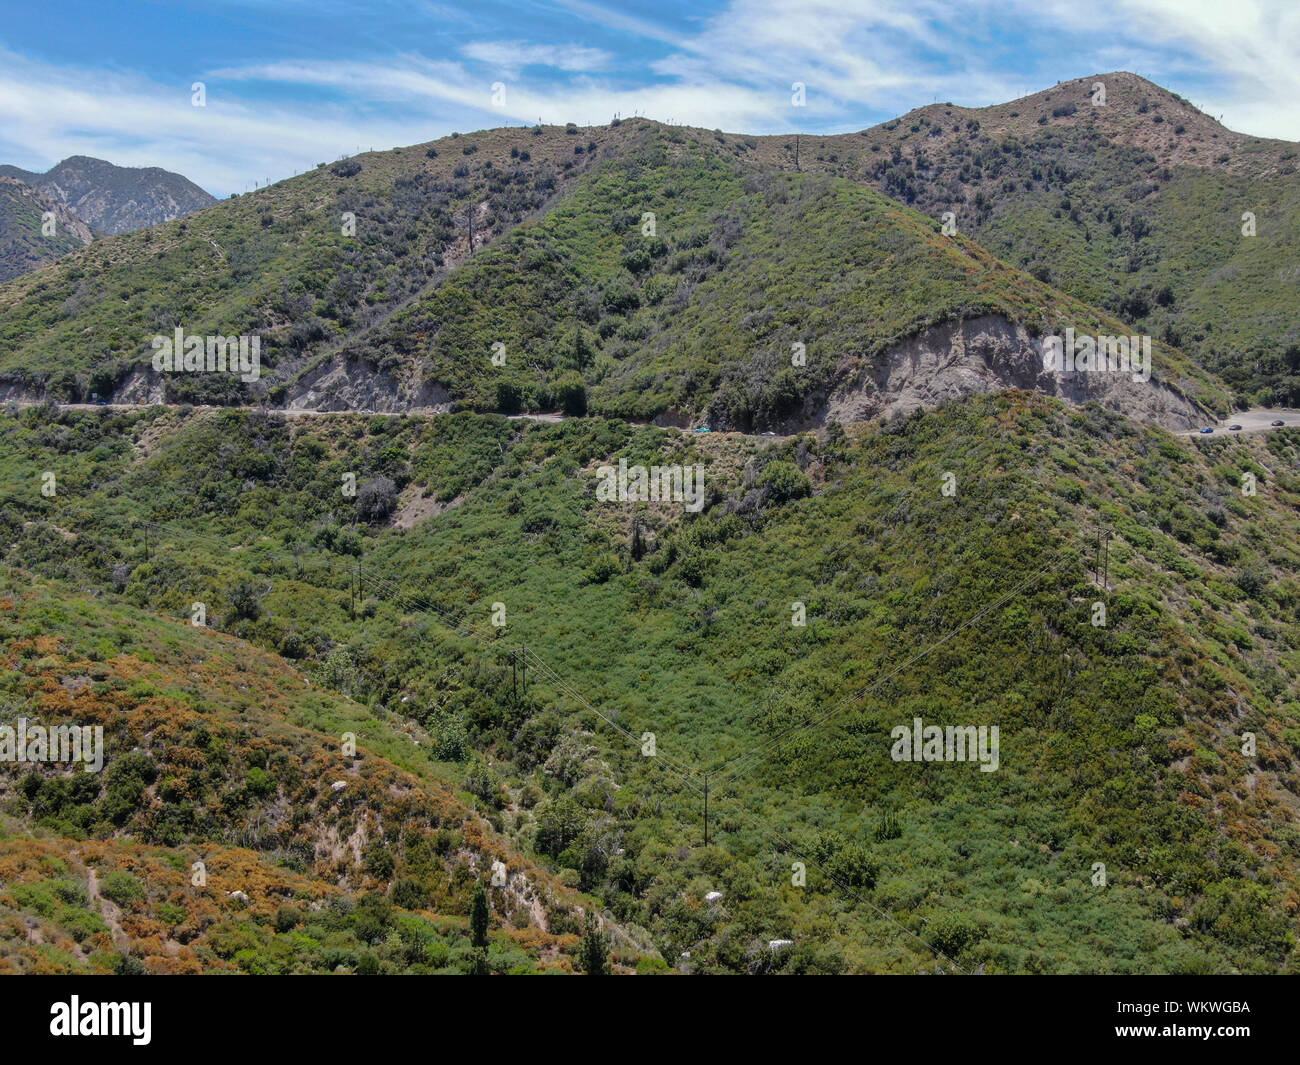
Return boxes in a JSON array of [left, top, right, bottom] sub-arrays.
[[761, 73, 1300, 406], [0, 107, 1232, 428], [0, 156, 216, 284]]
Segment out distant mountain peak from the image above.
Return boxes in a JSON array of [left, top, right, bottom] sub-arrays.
[[3, 154, 216, 235]]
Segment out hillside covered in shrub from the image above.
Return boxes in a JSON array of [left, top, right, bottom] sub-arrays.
[[2, 397, 1299, 972]]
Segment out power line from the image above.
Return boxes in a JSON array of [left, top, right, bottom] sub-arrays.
[[19, 472, 1086, 971]]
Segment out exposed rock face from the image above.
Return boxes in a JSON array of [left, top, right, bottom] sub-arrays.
[[286, 358, 451, 413], [0, 155, 216, 235], [104, 355, 453, 413], [113, 366, 166, 405], [2, 311, 1214, 434], [818, 314, 1212, 432], [0, 177, 94, 282], [284, 315, 1210, 427]]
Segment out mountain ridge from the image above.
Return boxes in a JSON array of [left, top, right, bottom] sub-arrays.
[[0, 177, 94, 283], [0, 155, 217, 235], [746, 72, 1300, 406], [0, 96, 1237, 428]]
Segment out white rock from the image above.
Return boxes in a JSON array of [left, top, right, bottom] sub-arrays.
[[331, 780, 348, 791], [768, 939, 794, 950], [705, 891, 723, 902], [228, 890, 250, 903]]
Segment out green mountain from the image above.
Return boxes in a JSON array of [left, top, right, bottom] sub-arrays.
[[0, 108, 1229, 426], [0, 126, 621, 406], [0, 562, 637, 974], [3, 72, 1299, 975], [765, 72, 1300, 407], [1, 399, 1298, 973]]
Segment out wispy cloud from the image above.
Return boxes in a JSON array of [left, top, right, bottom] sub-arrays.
[[0, 0, 1296, 196], [559, 0, 1300, 135], [0, 50, 441, 196], [461, 40, 614, 76]]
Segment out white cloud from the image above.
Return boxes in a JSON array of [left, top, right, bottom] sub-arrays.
[[461, 40, 614, 75], [906, 0, 1300, 137], [563, 0, 1300, 138], [1, 0, 1297, 196], [217, 54, 784, 129], [0, 51, 465, 195]]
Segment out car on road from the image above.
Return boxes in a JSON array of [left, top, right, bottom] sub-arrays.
[[1229, 424, 1243, 431], [1272, 419, 1286, 427], [1198, 427, 1214, 434], [694, 426, 712, 433]]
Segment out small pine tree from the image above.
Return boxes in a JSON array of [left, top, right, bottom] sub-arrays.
[[579, 914, 608, 975], [470, 882, 490, 948]]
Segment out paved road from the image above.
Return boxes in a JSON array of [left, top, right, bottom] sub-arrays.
[[1180, 408, 1298, 437], [20, 399, 1294, 440], [7, 400, 569, 422], [8, 400, 711, 433]]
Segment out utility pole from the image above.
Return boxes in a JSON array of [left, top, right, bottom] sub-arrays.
[[703, 774, 710, 846]]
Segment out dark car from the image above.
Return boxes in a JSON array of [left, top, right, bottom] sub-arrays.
[[1272, 419, 1286, 427], [1229, 424, 1243, 431]]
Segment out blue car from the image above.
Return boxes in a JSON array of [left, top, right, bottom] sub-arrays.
[[1199, 427, 1214, 434]]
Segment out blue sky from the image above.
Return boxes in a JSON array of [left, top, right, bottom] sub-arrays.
[[0, 0, 1297, 196]]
